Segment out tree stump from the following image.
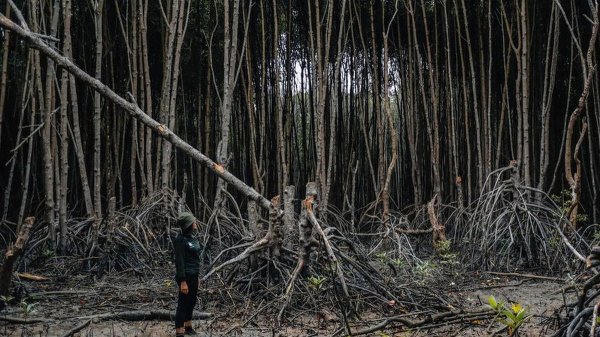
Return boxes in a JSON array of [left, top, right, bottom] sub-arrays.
[[0, 216, 35, 297]]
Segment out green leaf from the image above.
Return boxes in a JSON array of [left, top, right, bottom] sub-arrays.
[[503, 309, 517, 322], [488, 295, 497, 309]]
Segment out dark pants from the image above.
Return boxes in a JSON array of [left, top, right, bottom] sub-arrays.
[[175, 275, 199, 328]]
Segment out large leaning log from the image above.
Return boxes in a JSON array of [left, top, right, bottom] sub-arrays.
[[0, 309, 212, 325], [0, 9, 272, 212], [0, 217, 35, 298]]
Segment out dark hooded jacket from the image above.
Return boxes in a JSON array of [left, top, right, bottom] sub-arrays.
[[174, 233, 202, 282]]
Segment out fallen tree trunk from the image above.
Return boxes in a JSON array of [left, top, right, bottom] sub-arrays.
[[0, 216, 35, 297], [0, 310, 212, 325], [0, 315, 52, 324], [0, 10, 272, 212], [75, 309, 212, 321]]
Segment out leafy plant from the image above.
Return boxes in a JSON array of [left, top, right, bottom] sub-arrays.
[[433, 240, 458, 264], [548, 236, 561, 249], [440, 252, 458, 263], [20, 299, 37, 317], [593, 230, 600, 244], [0, 295, 14, 313], [487, 295, 530, 336], [41, 246, 55, 259], [0, 295, 14, 303], [390, 257, 405, 267], [375, 252, 388, 262], [307, 275, 327, 291], [434, 239, 451, 254], [551, 189, 589, 225], [415, 261, 435, 278]]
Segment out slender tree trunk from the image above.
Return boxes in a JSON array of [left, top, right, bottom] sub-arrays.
[[443, 2, 459, 201], [453, 0, 472, 202], [243, 39, 261, 194], [565, 2, 598, 229], [214, 0, 242, 210], [420, 0, 441, 201], [370, 0, 384, 213], [67, 24, 93, 217], [486, 1, 493, 175], [272, 0, 287, 195], [140, 0, 154, 195], [520, 0, 531, 187], [16, 87, 35, 232], [0, 4, 10, 150], [326, 0, 347, 211], [114, 0, 140, 205], [459, 0, 483, 192], [538, 4, 560, 192], [381, 0, 398, 223], [42, 0, 61, 246], [160, 0, 188, 190], [58, 0, 74, 252], [92, 0, 105, 221], [2, 54, 31, 226]]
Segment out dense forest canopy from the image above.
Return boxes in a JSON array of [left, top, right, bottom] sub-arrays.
[[0, 0, 599, 251]]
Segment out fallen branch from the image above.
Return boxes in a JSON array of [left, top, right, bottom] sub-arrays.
[[1, 310, 212, 324], [29, 290, 91, 298], [0, 315, 52, 324], [16, 272, 49, 281], [61, 319, 91, 337], [486, 271, 565, 282], [203, 236, 270, 280], [350, 309, 495, 336], [74, 310, 212, 321]]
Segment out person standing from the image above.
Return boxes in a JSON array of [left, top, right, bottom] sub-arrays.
[[174, 212, 201, 336]]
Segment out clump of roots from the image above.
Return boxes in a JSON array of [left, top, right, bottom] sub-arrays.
[[456, 164, 586, 272]]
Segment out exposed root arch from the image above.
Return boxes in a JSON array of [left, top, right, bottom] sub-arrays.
[[458, 164, 585, 272]]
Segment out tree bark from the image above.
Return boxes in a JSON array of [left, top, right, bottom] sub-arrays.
[[381, 0, 399, 223], [160, 0, 188, 190], [0, 3, 10, 150], [92, 0, 105, 222], [564, 2, 598, 229], [283, 185, 296, 250], [520, 0, 531, 188], [214, 0, 243, 210], [140, 0, 154, 195], [42, 0, 61, 246], [58, 0, 73, 253]]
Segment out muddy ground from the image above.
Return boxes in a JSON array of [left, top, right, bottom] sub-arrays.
[[0, 266, 573, 337]]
